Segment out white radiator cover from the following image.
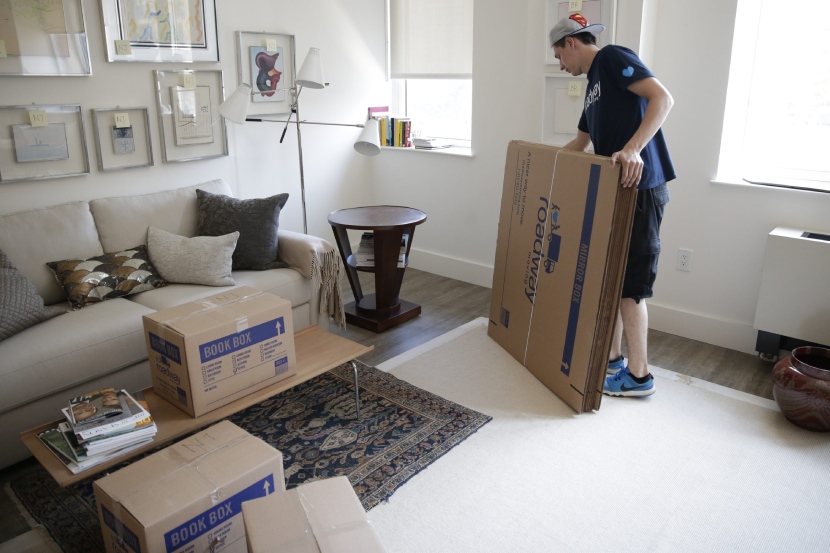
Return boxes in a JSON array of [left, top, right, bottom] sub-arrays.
[[753, 226, 830, 346]]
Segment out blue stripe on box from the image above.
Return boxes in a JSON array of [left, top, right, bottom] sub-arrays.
[[560, 164, 600, 376], [199, 317, 285, 363]]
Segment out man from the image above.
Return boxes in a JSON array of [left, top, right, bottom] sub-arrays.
[[550, 14, 676, 397]]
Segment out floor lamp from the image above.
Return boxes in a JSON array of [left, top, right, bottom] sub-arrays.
[[219, 47, 381, 234]]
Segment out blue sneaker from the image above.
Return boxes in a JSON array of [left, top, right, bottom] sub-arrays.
[[607, 355, 626, 375], [603, 366, 655, 397]]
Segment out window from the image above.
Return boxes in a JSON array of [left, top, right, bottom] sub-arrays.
[[388, 0, 473, 147], [718, 0, 830, 193]]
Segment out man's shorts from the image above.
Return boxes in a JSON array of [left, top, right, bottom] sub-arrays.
[[621, 182, 670, 301]]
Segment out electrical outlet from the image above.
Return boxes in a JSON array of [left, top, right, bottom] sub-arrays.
[[676, 248, 693, 271]]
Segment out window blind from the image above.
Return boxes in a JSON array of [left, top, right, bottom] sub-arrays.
[[389, 0, 474, 79]]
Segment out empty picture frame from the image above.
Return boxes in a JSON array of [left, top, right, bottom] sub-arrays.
[[542, 76, 587, 146], [235, 31, 296, 116], [153, 69, 228, 163], [545, 0, 615, 67], [0, 0, 92, 76], [0, 104, 89, 183], [100, 0, 219, 63], [92, 107, 154, 171]]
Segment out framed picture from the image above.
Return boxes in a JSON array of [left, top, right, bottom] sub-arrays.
[[92, 107, 154, 171], [235, 31, 296, 116], [542, 76, 587, 146], [100, 0, 219, 63], [153, 69, 228, 163], [0, 105, 89, 182], [545, 0, 616, 68], [0, 0, 92, 76]]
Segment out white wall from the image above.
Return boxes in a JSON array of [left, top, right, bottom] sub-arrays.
[[367, 0, 830, 355], [0, 0, 384, 240]]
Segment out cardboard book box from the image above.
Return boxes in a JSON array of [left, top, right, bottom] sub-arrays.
[[242, 476, 386, 553], [94, 421, 285, 553], [488, 141, 636, 413], [143, 286, 297, 418]]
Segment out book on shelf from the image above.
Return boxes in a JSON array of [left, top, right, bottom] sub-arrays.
[[368, 106, 390, 150], [354, 232, 408, 267], [413, 137, 450, 150], [68, 387, 125, 427]]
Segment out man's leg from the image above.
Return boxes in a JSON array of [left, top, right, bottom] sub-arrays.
[[620, 298, 648, 378], [609, 308, 623, 361]]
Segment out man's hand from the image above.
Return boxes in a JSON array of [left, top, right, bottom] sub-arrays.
[[610, 146, 643, 188]]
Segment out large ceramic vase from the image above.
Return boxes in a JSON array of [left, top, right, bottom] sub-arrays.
[[772, 346, 830, 431]]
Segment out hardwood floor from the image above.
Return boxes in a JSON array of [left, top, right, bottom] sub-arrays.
[[330, 268, 775, 400]]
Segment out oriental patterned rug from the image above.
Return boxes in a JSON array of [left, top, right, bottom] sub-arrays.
[[6, 361, 491, 553]]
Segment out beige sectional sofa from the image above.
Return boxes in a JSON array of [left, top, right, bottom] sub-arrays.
[[0, 179, 344, 469]]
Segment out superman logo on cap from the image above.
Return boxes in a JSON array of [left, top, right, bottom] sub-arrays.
[[569, 13, 588, 27]]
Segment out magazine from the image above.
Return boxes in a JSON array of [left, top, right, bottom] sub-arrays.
[[62, 389, 151, 441], [38, 425, 154, 474], [68, 387, 125, 426]]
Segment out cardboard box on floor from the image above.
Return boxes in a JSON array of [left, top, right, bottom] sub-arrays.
[[143, 286, 297, 417], [488, 141, 636, 413], [242, 476, 386, 553], [93, 421, 285, 553]]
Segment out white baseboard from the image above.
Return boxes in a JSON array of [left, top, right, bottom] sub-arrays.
[[403, 248, 760, 356], [647, 302, 759, 355], [408, 248, 494, 288]]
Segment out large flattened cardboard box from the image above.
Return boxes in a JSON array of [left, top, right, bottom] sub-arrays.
[[242, 476, 386, 553], [488, 141, 636, 413], [143, 286, 297, 418], [93, 421, 286, 553]]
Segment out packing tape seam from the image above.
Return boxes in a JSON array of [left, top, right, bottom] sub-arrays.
[[296, 488, 370, 548], [109, 432, 253, 509]]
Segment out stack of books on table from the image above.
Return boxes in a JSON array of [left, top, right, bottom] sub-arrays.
[[37, 388, 156, 474], [354, 232, 408, 268], [413, 137, 450, 150]]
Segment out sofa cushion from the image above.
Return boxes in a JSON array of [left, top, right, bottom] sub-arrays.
[[0, 248, 66, 342], [47, 245, 167, 310], [0, 201, 104, 305], [147, 226, 238, 286], [0, 298, 155, 415], [128, 268, 310, 312], [89, 179, 233, 253], [196, 189, 289, 271]]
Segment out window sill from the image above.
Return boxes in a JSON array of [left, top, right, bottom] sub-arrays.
[[380, 146, 474, 158], [711, 176, 830, 194]]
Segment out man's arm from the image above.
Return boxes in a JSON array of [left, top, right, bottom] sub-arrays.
[[611, 77, 674, 188], [563, 130, 591, 152]]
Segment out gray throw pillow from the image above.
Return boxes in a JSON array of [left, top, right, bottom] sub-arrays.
[[147, 226, 239, 286], [196, 189, 289, 271], [1, 248, 65, 342]]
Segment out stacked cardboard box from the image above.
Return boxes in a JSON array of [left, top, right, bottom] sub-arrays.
[[94, 421, 285, 553], [143, 286, 297, 417], [488, 141, 636, 413]]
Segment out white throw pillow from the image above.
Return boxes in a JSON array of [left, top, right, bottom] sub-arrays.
[[147, 226, 238, 286]]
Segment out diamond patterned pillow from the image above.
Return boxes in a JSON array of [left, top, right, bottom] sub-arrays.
[[46, 245, 167, 310], [1, 248, 66, 342]]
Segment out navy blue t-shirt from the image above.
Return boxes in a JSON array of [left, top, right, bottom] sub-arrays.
[[578, 45, 676, 190]]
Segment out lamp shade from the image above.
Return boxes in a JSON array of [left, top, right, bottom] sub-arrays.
[[218, 83, 252, 124], [354, 118, 381, 156], [296, 48, 325, 89]]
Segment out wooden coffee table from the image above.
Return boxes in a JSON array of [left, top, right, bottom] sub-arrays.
[[20, 326, 372, 487]]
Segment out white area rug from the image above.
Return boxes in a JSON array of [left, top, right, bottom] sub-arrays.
[[368, 318, 830, 553]]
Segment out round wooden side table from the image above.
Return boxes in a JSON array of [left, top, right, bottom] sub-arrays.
[[328, 206, 427, 332]]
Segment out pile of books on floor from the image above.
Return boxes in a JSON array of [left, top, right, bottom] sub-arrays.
[[413, 137, 450, 150], [354, 232, 408, 268], [37, 388, 156, 474]]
